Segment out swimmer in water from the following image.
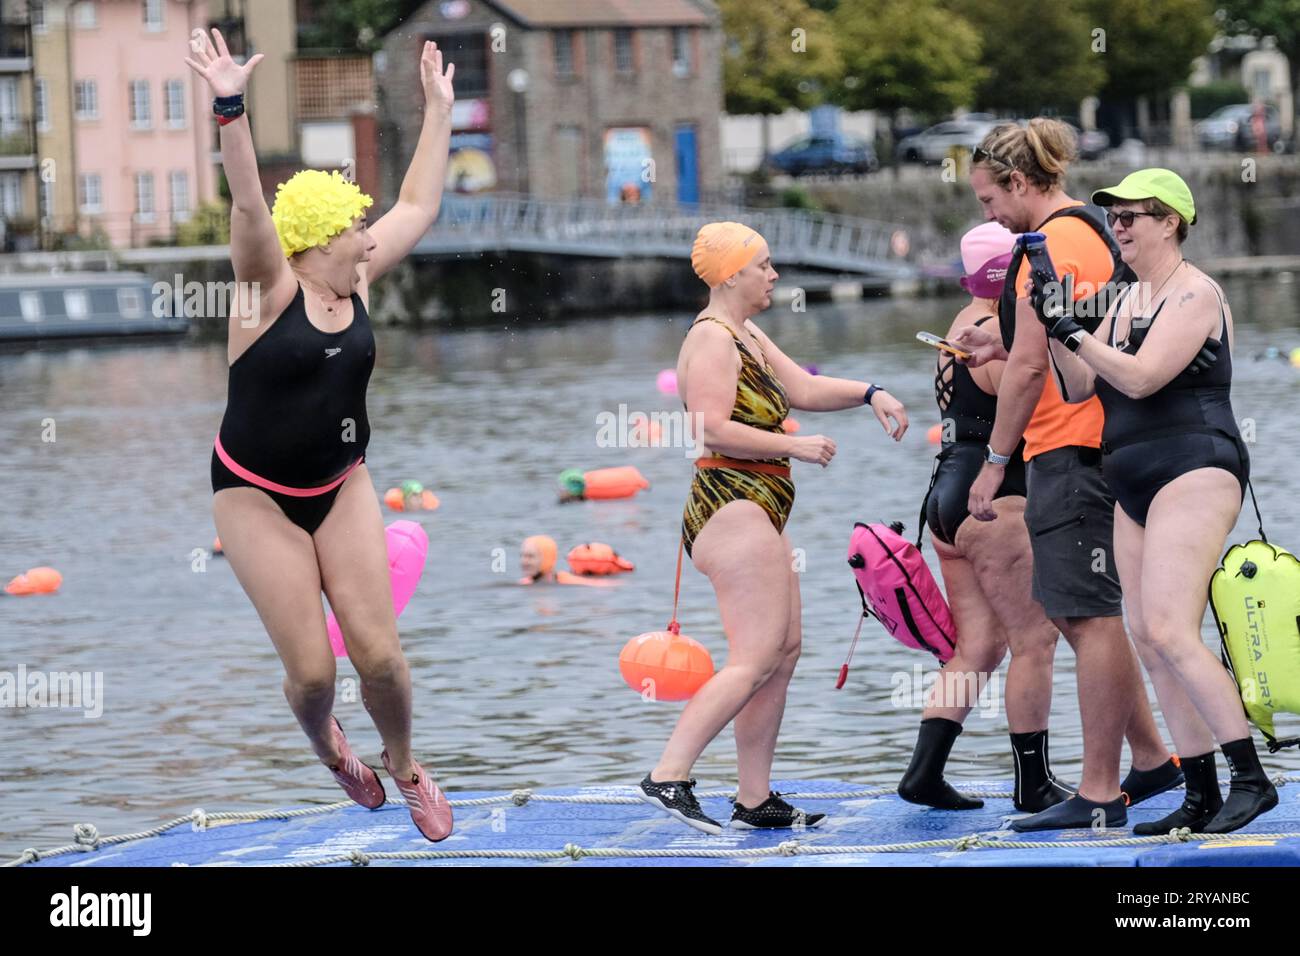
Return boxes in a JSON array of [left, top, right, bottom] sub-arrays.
[[519, 536, 613, 587]]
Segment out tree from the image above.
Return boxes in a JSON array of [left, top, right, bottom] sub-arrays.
[[830, 0, 986, 148], [953, 0, 1106, 114], [1085, 0, 1216, 101], [1217, 0, 1300, 132], [298, 0, 428, 53], [718, 0, 844, 159]]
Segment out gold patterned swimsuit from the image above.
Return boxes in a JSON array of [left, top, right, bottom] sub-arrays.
[[681, 317, 795, 557]]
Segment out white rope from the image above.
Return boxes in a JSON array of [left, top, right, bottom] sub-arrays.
[[8, 774, 1300, 867]]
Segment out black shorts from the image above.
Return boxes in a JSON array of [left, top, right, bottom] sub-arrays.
[[1024, 446, 1123, 620]]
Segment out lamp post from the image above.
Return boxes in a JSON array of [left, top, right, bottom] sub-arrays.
[[507, 68, 529, 195]]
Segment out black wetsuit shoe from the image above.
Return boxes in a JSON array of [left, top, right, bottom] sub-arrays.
[[1009, 794, 1127, 832], [730, 791, 826, 830], [639, 774, 722, 835], [1201, 738, 1279, 834], [1133, 751, 1222, 835], [1010, 730, 1075, 812], [898, 718, 984, 810], [1121, 756, 1185, 807]]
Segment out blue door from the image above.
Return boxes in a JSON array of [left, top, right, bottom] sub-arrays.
[[675, 125, 699, 204]]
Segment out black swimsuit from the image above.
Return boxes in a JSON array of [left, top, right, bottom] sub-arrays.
[[924, 316, 1028, 546], [211, 283, 376, 534], [1095, 283, 1249, 527]]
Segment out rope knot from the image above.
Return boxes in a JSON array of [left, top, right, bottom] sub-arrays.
[[563, 843, 587, 860], [510, 789, 533, 807], [953, 834, 981, 851], [191, 809, 209, 831], [348, 850, 371, 866], [73, 823, 100, 850], [18, 848, 40, 864], [1169, 827, 1194, 842], [777, 840, 800, 857]]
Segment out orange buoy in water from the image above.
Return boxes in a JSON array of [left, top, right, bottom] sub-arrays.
[[582, 466, 649, 500], [384, 488, 406, 511], [567, 542, 634, 575], [5, 566, 62, 596], [619, 628, 714, 701], [927, 423, 943, 445], [782, 417, 801, 434], [630, 417, 663, 446]]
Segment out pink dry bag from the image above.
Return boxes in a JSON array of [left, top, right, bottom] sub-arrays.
[[842, 522, 956, 681]]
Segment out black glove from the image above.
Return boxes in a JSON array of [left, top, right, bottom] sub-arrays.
[[1024, 240, 1087, 351], [1185, 337, 1220, 375]]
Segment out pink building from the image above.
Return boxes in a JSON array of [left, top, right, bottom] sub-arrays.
[[71, 0, 215, 246]]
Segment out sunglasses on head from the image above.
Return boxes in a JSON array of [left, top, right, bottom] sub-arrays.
[[1105, 209, 1162, 229], [972, 146, 1014, 168]]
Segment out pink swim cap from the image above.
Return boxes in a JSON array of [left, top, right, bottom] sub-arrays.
[[959, 222, 1018, 299]]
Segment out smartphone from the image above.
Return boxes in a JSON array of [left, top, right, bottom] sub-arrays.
[[916, 331, 972, 359]]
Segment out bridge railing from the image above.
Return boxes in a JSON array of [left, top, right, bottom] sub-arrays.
[[423, 193, 916, 275]]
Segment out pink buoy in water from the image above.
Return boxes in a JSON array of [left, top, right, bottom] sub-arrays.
[[656, 368, 678, 395], [326, 520, 429, 658]]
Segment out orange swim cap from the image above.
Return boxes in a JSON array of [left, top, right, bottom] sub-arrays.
[[691, 222, 764, 287], [522, 535, 558, 575]]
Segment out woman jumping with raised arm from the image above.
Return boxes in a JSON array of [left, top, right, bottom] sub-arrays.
[[187, 29, 458, 841], [639, 222, 908, 833]]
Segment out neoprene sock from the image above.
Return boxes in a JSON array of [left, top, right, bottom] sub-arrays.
[[1010, 729, 1075, 812], [1121, 756, 1185, 807], [898, 718, 984, 810], [1132, 751, 1222, 835], [1202, 738, 1279, 834], [1009, 793, 1127, 832]]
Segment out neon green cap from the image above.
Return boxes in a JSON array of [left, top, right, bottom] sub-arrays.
[[1092, 168, 1197, 225]]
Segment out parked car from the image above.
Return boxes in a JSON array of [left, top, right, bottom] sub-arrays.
[[894, 120, 995, 163], [766, 134, 879, 176], [1058, 117, 1111, 160], [1197, 104, 1288, 153]]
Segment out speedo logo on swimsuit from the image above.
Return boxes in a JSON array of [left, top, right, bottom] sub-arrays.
[[324, 347, 343, 358]]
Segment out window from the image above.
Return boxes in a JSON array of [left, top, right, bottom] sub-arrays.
[[143, 0, 164, 32], [164, 79, 185, 127], [672, 28, 690, 77], [34, 79, 49, 130], [78, 173, 102, 212], [129, 80, 151, 128], [0, 173, 21, 217], [422, 33, 488, 97], [614, 29, 633, 73], [19, 291, 43, 322], [39, 178, 54, 223], [554, 30, 574, 78], [170, 171, 190, 222], [31, 1, 47, 34], [74, 80, 99, 120], [75, 2, 99, 28], [117, 287, 144, 318], [134, 172, 155, 222], [0, 77, 18, 132], [64, 290, 90, 319]]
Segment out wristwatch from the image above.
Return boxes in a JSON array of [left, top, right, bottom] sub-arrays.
[[984, 445, 1011, 466]]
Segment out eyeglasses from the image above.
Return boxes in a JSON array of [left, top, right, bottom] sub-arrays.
[[972, 147, 1015, 168], [1105, 210, 1162, 229]]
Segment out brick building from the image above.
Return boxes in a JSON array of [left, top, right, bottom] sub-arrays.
[[376, 0, 723, 204]]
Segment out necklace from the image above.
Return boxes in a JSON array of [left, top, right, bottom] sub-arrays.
[[1121, 259, 1184, 346]]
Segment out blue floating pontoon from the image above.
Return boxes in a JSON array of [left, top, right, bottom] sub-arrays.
[[13, 777, 1300, 867]]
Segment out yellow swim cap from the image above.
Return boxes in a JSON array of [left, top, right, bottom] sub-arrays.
[[271, 169, 374, 257]]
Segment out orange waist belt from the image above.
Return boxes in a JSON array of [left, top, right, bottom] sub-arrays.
[[694, 456, 791, 478]]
